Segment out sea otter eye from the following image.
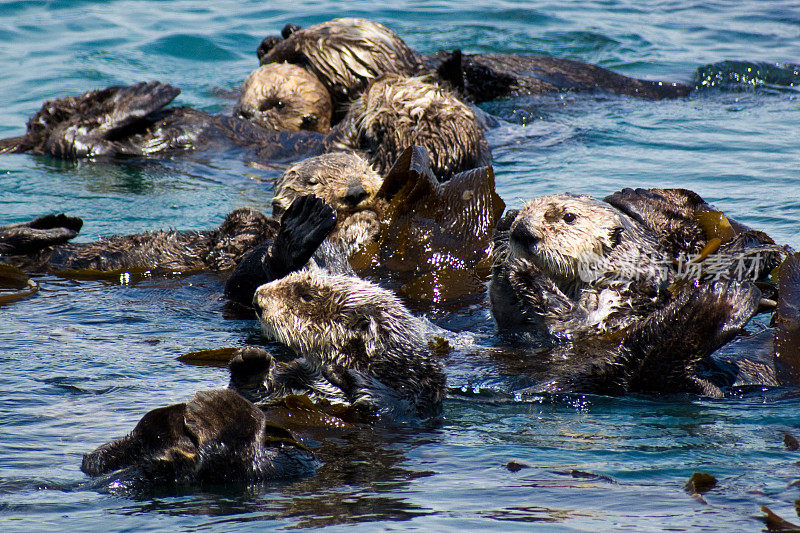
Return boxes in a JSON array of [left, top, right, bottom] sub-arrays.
[[275, 100, 285, 110], [563, 212, 577, 224]]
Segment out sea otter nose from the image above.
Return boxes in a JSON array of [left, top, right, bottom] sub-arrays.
[[511, 224, 540, 250], [343, 184, 368, 206]]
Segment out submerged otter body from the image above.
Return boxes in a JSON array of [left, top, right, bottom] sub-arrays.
[[428, 50, 692, 102], [1, 207, 278, 274], [0, 80, 327, 161], [234, 270, 446, 422], [81, 389, 316, 485]]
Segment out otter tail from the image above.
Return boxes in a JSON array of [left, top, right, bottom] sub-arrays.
[[621, 279, 761, 396]]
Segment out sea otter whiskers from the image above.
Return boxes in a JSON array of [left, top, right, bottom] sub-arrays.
[[240, 270, 446, 421]]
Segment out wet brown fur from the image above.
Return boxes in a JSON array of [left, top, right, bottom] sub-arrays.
[[3, 208, 277, 274], [250, 270, 446, 421], [328, 75, 490, 179], [272, 152, 383, 256], [236, 63, 333, 133], [81, 389, 315, 483]]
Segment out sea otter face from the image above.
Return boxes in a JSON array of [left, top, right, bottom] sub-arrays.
[[236, 63, 332, 133], [272, 152, 382, 219], [508, 194, 629, 283], [340, 75, 485, 177], [252, 270, 422, 368]]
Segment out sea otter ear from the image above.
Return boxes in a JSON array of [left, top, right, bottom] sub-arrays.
[[609, 226, 624, 248]]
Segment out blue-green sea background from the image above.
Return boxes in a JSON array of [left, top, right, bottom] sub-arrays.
[[1, 1, 799, 531]]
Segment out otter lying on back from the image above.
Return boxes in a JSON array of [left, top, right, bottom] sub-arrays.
[[490, 190, 780, 338], [489, 190, 784, 395], [327, 75, 491, 179], [257, 18, 427, 110], [257, 18, 691, 105], [0, 75, 329, 160], [1, 195, 335, 283], [82, 389, 316, 485], [428, 50, 692, 102], [231, 270, 446, 422]]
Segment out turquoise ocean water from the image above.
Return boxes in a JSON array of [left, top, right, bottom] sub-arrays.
[[1, 1, 799, 530]]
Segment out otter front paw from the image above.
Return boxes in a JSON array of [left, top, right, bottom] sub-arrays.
[[272, 194, 337, 275], [228, 346, 274, 399]]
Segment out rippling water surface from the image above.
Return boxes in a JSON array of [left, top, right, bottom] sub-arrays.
[[1, 1, 799, 531]]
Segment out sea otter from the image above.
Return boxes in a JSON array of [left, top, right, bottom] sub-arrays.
[[0, 79, 328, 160], [227, 146, 505, 308], [257, 18, 427, 111], [327, 75, 491, 179], [1, 195, 335, 284], [231, 270, 446, 422], [235, 63, 333, 133], [81, 389, 316, 485], [428, 50, 692, 102], [271, 152, 383, 256], [256, 18, 691, 105], [490, 190, 782, 339], [487, 190, 791, 395]]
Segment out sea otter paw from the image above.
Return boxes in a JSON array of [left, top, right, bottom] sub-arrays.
[[0, 213, 84, 254], [273, 195, 337, 273], [228, 346, 274, 400]]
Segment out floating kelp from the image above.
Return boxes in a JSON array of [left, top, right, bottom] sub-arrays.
[[177, 347, 240, 367], [0, 264, 39, 306], [351, 146, 504, 306], [695, 60, 800, 91], [774, 253, 800, 387], [684, 472, 717, 495], [761, 505, 800, 532]]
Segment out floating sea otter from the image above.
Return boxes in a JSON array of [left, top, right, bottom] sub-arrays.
[[82, 389, 317, 485], [226, 146, 505, 308], [230, 270, 447, 423], [257, 17, 692, 105], [0, 74, 330, 160], [0, 74, 487, 180], [0, 195, 335, 283], [488, 188, 786, 396]]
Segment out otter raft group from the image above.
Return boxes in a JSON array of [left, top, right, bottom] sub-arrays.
[[2, 13, 800, 530]]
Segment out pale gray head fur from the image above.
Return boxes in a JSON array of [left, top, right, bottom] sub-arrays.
[[501, 193, 667, 294]]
